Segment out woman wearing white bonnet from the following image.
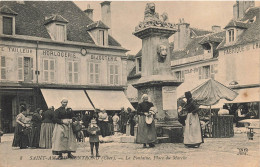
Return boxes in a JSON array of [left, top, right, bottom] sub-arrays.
[[52, 98, 77, 159], [136, 94, 157, 148]]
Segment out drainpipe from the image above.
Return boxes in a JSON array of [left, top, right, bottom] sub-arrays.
[[36, 41, 39, 83]]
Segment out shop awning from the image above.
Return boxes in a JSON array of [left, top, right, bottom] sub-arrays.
[[226, 87, 260, 103], [41, 89, 94, 110], [85, 90, 134, 110]]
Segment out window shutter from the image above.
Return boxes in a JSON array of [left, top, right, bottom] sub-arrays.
[[199, 67, 202, 80], [115, 65, 119, 84], [90, 63, 94, 83], [68, 61, 72, 83], [18, 57, 23, 81], [1, 56, 6, 79], [30, 58, 33, 81], [50, 60, 55, 82], [74, 62, 78, 83], [95, 64, 99, 83], [109, 65, 114, 84]]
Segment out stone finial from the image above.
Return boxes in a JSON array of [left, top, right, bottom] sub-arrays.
[[144, 3, 159, 21]]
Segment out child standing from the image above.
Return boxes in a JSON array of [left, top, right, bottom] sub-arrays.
[[87, 119, 100, 157]]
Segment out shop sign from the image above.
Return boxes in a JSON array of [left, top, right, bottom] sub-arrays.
[[41, 49, 78, 59], [224, 42, 260, 55], [90, 55, 118, 61], [0, 46, 33, 54]]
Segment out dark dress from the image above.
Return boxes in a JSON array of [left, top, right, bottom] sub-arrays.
[[128, 112, 136, 136], [30, 112, 42, 148], [52, 107, 77, 155], [82, 114, 91, 137], [183, 99, 204, 147], [39, 109, 55, 148], [12, 113, 29, 149], [120, 111, 128, 134], [136, 101, 157, 144]]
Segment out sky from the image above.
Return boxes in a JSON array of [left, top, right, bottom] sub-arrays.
[[74, 1, 260, 55]]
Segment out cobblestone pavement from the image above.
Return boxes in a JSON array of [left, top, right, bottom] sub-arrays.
[[0, 133, 259, 167]]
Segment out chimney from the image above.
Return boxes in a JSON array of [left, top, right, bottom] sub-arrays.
[[212, 25, 221, 33], [101, 1, 112, 35], [84, 4, 94, 20], [174, 18, 190, 51], [233, 0, 255, 20]]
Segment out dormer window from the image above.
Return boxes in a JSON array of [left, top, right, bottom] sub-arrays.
[[98, 30, 105, 46], [44, 14, 68, 42], [56, 24, 65, 41], [86, 20, 109, 46], [0, 5, 18, 35], [136, 57, 142, 73], [228, 29, 235, 42], [3, 16, 13, 35]]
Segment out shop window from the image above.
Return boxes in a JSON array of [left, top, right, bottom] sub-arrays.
[[3, 16, 13, 35], [109, 64, 119, 85], [43, 59, 55, 83], [228, 29, 234, 42], [68, 61, 79, 84], [0, 56, 6, 79], [89, 62, 100, 84]]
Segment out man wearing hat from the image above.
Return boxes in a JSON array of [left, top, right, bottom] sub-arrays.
[[136, 94, 157, 148]]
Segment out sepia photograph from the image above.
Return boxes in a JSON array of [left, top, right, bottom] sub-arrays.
[[0, 0, 259, 167]]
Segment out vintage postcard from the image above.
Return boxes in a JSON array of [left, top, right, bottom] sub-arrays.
[[0, 0, 259, 167]]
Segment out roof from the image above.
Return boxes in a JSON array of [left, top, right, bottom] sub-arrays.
[[0, 1, 121, 47], [0, 5, 18, 15], [199, 31, 226, 45], [224, 20, 248, 29], [190, 27, 212, 37], [127, 66, 141, 80], [218, 7, 260, 49], [86, 20, 110, 31], [44, 14, 69, 25]]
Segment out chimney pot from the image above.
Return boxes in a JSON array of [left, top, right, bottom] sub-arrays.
[[84, 4, 94, 20]]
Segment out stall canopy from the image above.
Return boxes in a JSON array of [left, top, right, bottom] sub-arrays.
[[85, 90, 134, 110], [41, 89, 94, 110], [226, 87, 260, 103], [181, 79, 238, 106]]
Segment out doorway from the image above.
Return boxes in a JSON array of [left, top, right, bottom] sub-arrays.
[[1, 96, 13, 133]]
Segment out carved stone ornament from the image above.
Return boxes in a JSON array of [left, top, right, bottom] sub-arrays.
[[157, 44, 167, 62], [135, 3, 175, 32]]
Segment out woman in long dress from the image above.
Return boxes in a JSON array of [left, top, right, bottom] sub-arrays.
[[183, 91, 203, 148], [39, 107, 55, 149], [12, 105, 30, 149], [30, 108, 42, 148], [136, 94, 157, 148], [52, 99, 77, 159], [98, 108, 109, 137]]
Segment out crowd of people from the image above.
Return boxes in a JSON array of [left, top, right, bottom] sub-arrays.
[[11, 98, 139, 158]]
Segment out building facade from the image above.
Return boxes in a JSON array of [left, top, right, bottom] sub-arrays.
[[0, 1, 132, 133], [127, 1, 260, 115]]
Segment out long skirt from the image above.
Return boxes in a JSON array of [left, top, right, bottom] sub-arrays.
[[39, 123, 55, 149], [184, 113, 204, 146], [99, 121, 109, 137], [136, 115, 157, 144], [30, 125, 41, 148], [113, 123, 119, 132], [12, 124, 29, 149], [52, 124, 77, 155]]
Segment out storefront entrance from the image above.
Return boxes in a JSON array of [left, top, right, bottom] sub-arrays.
[[1, 96, 14, 133]]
